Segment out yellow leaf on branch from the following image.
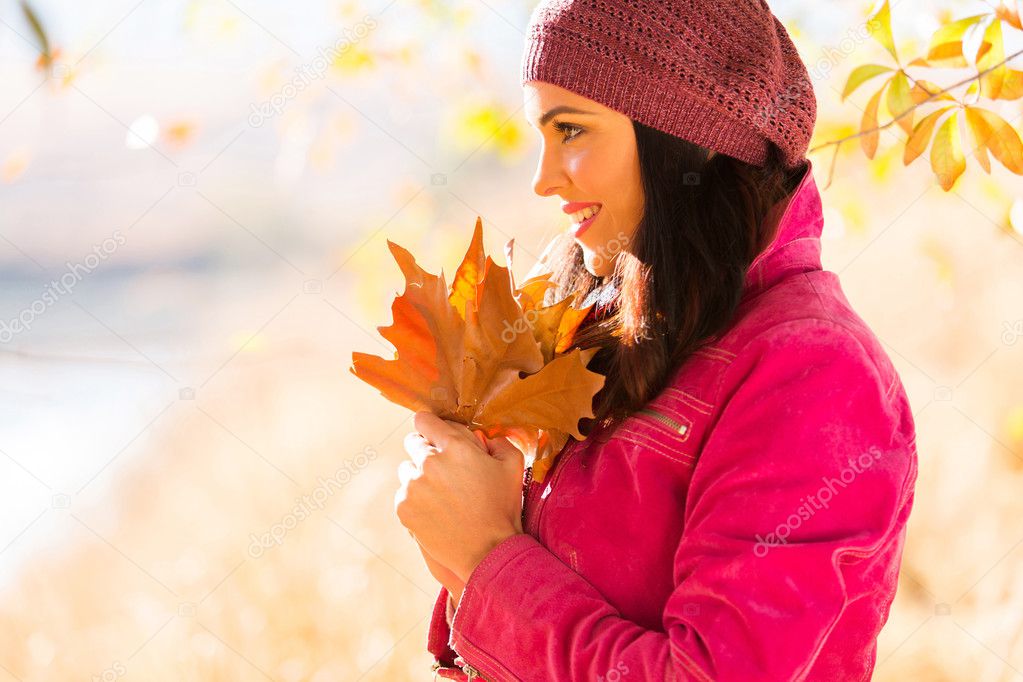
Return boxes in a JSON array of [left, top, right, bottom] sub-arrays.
[[965, 108, 994, 174], [964, 107, 1023, 175], [926, 14, 986, 67], [995, 0, 1022, 30], [886, 71, 915, 135], [995, 69, 1023, 101], [861, 83, 888, 159], [868, 0, 899, 62], [841, 64, 892, 100], [931, 111, 966, 190], [904, 106, 955, 165], [977, 18, 1007, 99]]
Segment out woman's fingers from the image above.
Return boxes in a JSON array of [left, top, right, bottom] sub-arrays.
[[403, 431, 436, 468], [444, 420, 492, 452], [413, 411, 480, 453], [397, 458, 419, 486], [412, 411, 452, 451]]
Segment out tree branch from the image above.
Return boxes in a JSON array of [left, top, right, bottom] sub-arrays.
[[811, 46, 1023, 189]]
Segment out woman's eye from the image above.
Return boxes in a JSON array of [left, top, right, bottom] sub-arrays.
[[553, 121, 583, 143]]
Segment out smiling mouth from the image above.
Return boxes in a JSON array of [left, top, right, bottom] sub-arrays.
[[568, 204, 602, 225], [570, 205, 602, 237]]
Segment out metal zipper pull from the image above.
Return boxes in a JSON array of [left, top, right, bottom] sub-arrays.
[[520, 465, 533, 531], [462, 662, 482, 679], [636, 407, 689, 435]]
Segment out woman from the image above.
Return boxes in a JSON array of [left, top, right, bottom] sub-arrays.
[[394, 1, 918, 680]]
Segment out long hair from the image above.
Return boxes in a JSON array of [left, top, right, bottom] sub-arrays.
[[541, 121, 807, 438]]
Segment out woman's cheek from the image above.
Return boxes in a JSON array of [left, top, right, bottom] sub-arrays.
[[566, 147, 597, 179]]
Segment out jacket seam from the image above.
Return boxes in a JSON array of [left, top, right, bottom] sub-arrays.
[[797, 428, 915, 677], [695, 347, 735, 363], [453, 637, 519, 681], [804, 276, 892, 382], [664, 387, 714, 414], [712, 311, 890, 408], [669, 641, 716, 682], [805, 272, 837, 324], [791, 548, 852, 681], [704, 345, 736, 358], [429, 587, 459, 664], [611, 431, 696, 465], [742, 236, 822, 303], [797, 495, 912, 679]]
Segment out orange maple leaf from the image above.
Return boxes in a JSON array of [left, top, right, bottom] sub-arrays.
[[350, 217, 605, 481]]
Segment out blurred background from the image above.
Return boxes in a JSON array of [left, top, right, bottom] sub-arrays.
[[0, 0, 1021, 679]]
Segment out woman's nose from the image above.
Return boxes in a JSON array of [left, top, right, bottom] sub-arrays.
[[531, 143, 567, 198]]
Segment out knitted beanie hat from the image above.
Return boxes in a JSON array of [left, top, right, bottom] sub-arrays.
[[520, 0, 817, 170]]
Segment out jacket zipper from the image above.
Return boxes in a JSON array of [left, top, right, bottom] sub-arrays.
[[635, 407, 689, 435], [430, 660, 493, 681], [520, 465, 533, 531], [461, 662, 491, 680], [524, 438, 579, 536]]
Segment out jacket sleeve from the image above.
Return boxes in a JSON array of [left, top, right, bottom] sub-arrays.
[[441, 320, 918, 681], [427, 586, 461, 668]]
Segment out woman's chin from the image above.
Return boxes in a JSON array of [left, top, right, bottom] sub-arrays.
[[583, 257, 612, 278]]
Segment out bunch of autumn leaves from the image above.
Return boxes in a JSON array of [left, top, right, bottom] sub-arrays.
[[350, 218, 605, 482]]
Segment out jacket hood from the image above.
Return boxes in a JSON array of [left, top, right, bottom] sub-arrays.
[[740, 158, 824, 304]]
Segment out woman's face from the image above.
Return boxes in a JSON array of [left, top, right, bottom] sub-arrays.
[[523, 81, 645, 278]]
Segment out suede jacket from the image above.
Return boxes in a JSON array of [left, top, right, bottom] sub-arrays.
[[425, 158, 919, 681]]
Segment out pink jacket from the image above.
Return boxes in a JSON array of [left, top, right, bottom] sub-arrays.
[[426, 159, 919, 681]]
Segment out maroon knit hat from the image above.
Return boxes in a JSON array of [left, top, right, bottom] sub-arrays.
[[521, 0, 817, 170]]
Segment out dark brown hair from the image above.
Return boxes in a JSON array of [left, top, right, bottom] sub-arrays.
[[541, 121, 807, 438]]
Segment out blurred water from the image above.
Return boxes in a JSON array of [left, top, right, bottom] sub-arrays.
[[0, 258, 313, 587], [0, 269, 195, 584]]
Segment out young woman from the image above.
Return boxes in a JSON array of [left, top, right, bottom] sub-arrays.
[[394, 2, 918, 680]]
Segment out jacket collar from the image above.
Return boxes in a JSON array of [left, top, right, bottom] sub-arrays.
[[739, 158, 824, 305]]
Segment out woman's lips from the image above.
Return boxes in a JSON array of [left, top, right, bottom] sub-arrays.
[[570, 206, 601, 238], [561, 201, 602, 214]]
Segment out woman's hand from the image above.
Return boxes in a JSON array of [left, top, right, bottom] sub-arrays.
[[413, 535, 464, 605], [395, 411, 525, 584]]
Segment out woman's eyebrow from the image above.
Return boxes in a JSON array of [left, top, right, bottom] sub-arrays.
[[537, 106, 596, 127]]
